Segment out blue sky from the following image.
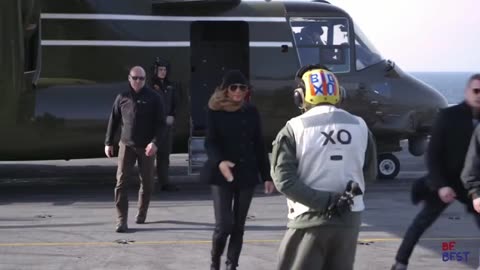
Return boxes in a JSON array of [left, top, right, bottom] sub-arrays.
[[328, 0, 480, 72]]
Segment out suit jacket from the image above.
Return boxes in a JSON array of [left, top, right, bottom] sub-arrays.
[[426, 102, 476, 199], [461, 124, 480, 200]]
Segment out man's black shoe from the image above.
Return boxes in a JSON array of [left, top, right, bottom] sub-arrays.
[[135, 211, 147, 224], [115, 223, 128, 233], [135, 216, 146, 224], [161, 184, 179, 191], [391, 262, 408, 270]]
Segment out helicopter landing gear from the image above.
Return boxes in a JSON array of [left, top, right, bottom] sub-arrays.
[[377, 153, 400, 180]]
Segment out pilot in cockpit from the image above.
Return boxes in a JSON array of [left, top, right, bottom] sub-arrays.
[[297, 25, 325, 46]]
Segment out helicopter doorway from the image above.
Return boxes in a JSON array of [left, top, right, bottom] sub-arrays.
[[189, 21, 250, 135]]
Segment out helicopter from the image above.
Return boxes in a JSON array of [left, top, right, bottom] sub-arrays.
[[0, 0, 448, 180]]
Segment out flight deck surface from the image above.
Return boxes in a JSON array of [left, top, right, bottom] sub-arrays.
[[0, 144, 478, 270]]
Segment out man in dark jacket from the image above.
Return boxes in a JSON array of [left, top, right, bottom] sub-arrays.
[[391, 74, 480, 270], [105, 66, 166, 233], [461, 74, 480, 215], [151, 58, 178, 191]]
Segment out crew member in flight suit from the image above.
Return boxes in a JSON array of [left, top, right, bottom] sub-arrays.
[[271, 64, 377, 270], [151, 57, 179, 191]]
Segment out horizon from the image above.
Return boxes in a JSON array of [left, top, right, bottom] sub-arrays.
[[400, 70, 478, 74], [328, 0, 480, 73]]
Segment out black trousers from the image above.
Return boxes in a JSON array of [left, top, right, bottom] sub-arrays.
[[210, 185, 255, 267], [155, 125, 173, 186], [395, 194, 480, 265]]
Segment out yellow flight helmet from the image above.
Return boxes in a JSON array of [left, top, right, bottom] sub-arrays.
[[293, 64, 343, 109]]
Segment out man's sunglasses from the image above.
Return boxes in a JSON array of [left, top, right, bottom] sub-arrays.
[[228, 84, 248, 92], [473, 88, 480, 95], [130, 75, 145, 81]]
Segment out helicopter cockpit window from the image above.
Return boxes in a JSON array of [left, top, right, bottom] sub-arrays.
[[354, 23, 383, 70], [289, 17, 350, 73]]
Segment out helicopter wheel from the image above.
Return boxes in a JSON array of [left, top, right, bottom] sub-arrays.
[[377, 153, 400, 180]]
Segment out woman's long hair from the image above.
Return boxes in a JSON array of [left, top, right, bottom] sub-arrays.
[[208, 84, 245, 112]]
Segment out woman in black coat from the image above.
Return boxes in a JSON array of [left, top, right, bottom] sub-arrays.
[[201, 70, 275, 270]]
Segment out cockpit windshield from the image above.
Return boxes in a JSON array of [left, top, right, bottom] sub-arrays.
[[354, 22, 383, 70], [289, 17, 350, 73]]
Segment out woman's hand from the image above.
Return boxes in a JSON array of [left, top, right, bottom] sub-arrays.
[[264, 181, 276, 194], [219, 161, 235, 182]]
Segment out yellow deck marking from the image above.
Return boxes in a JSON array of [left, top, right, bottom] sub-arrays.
[[0, 237, 479, 247]]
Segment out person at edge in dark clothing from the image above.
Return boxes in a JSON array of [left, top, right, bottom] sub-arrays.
[[271, 64, 377, 270], [461, 74, 480, 217], [391, 73, 480, 270], [104, 66, 166, 233], [151, 57, 179, 192], [200, 70, 276, 270]]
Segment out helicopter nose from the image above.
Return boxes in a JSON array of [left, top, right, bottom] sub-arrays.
[[420, 82, 448, 108], [411, 79, 449, 133]]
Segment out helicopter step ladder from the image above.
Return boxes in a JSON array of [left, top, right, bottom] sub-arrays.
[[188, 115, 208, 175], [188, 136, 207, 175]]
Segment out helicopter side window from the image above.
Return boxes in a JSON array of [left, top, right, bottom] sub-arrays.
[[354, 23, 383, 70], [289, 17, 351, 73]]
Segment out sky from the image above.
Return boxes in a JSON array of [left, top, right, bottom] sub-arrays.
[[326, 0, 480, 72]]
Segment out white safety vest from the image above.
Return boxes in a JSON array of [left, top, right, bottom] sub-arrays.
[[286, 105, 369, 219]]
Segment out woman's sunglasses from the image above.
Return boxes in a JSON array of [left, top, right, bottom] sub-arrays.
[[228, 84, 248, 92]]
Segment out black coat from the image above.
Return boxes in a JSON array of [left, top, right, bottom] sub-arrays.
[[426, 102, 476, 198], [200, 103, 271, 188], [105, 86, 166, 148]]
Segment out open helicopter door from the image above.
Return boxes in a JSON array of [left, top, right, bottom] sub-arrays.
[[188, 21, 249, 175], [1, 0, 40, 126]]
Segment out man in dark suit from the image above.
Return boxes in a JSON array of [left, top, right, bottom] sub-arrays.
[[391, 73, 480, 270], [461, 74, 480, 215]]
